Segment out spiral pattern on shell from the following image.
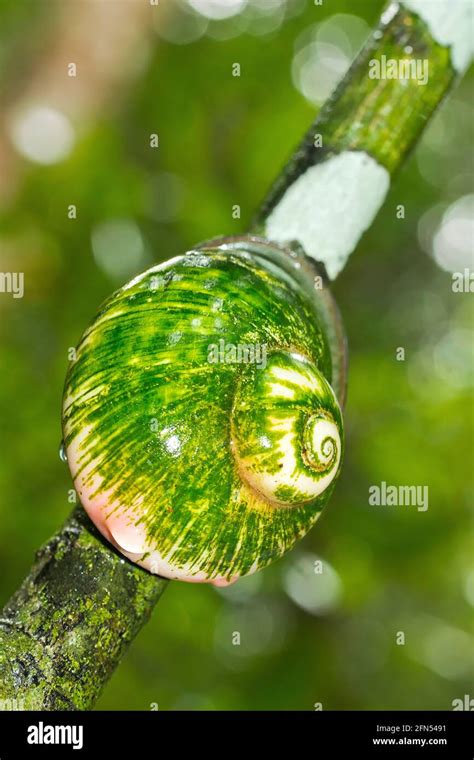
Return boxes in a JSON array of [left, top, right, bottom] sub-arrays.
[[62, 243, 344, 584], [232, 350, 341, 507]]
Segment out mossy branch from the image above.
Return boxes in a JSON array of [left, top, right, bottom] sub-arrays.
[[255, 0, 471, 279], [0, 507, 167, 710]]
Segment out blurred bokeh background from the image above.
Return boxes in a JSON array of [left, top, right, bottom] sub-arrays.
[[0, 0, 472, 710]]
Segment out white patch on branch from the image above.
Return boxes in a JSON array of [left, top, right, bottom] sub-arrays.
[[403, 0, 473, 72], [264, 151, 390, 280]]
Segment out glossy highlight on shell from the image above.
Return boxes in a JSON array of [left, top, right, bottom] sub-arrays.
[[62, 239, 344, 584]]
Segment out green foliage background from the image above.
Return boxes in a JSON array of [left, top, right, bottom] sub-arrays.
[[0, 0, 472, 710]]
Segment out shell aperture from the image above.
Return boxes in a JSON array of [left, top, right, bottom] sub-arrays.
[[62, 243, 344, 584]]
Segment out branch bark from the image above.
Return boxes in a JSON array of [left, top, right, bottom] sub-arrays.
[[255, 0, 472, 279], [0, 507, 167, 710]]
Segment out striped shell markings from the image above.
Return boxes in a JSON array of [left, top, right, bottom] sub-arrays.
[[62, 245, 343, 584]]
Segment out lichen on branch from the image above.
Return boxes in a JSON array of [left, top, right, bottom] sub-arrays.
[[0, 507, 167, 710]]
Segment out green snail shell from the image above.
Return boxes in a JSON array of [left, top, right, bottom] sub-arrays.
[[62, 241, 344, 584]]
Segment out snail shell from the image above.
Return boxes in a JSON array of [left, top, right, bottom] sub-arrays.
[[62, 238, 344, 584]]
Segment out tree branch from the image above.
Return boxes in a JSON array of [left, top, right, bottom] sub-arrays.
[[255, 0, 472, 279], [0, 507, 167, 709]]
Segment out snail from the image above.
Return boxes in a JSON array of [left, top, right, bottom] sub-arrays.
[[62, 235, 346, 585], [60, 0, 473, 589]]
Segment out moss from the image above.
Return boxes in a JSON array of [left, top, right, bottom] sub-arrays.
[[0, 507, 167, 710]]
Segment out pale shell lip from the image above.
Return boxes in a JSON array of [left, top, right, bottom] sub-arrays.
[[67, 439, 239, 586]]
